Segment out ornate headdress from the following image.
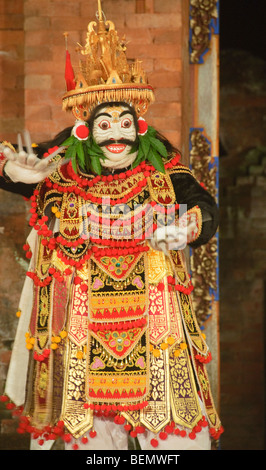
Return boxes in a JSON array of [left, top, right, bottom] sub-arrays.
[[61, 1, 168, 176], [62, 0, 155, 121]]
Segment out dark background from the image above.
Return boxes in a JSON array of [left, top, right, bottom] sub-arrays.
[[219, 0, 265, 450], [220, 0, 265, 60]]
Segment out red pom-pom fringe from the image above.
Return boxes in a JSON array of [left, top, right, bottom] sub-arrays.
[[150, 438, 159, 448], [195, 352, 212, 364], [84, 401, 149, 415], [158, 277, 194, 295], [209, 425, 224, 440], [89, 317, 147, 333], [147, 415, 212, 447]]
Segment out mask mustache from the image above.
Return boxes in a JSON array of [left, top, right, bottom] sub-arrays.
[[98, 138, 137, 148]]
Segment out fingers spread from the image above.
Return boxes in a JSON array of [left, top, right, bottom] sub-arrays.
[[34, 146, 65, 170], [17, 151, 28, 165], [23, 130, 33, 155], [34, 159, 50, 170], [157, 240, 168, 255], [27, 153, 38, 167], [36, 162, 58, 177], [47, 146, 66, 160], [3, 147, 16, 161], [17, 133, 23, 153]]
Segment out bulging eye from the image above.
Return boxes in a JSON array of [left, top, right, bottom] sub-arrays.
[[121, 118, 132, 129], [98, 120, 111, 130]]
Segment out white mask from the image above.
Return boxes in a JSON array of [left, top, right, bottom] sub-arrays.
[[92, 105, 138, 170]]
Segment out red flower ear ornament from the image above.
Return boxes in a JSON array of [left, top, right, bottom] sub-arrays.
[[72, 120, 90, 141], [137, 117, 148, 136]]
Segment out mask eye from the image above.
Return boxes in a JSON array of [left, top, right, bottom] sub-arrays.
[[98, 120, 111, 130], [121, 118, 132, 129]]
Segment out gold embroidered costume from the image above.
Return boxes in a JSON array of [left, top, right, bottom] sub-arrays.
[[14, 155, 221, 447]]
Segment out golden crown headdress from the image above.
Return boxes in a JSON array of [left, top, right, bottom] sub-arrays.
[[62, 0, 155, 121]]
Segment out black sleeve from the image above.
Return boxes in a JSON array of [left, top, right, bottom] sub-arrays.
[[170, 172, 219, 248], [0, 177, 37, 199]]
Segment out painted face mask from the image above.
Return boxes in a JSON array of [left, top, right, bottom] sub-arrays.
[[92, 105, 138, 170]]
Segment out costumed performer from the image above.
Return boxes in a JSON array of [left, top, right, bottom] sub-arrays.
[[0, 1, 223, 451]]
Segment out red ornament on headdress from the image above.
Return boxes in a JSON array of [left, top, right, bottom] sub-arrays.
[[65, 49, 76, 91]]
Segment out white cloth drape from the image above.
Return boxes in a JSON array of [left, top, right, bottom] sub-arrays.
[[5, 229, 37, 405]]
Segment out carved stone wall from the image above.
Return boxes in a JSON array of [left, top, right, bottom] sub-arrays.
[[188, 0, 220, 413]]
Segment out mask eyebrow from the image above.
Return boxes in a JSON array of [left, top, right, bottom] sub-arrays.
[[94, 112, 112, 120], [119, 110, 134, 118]]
